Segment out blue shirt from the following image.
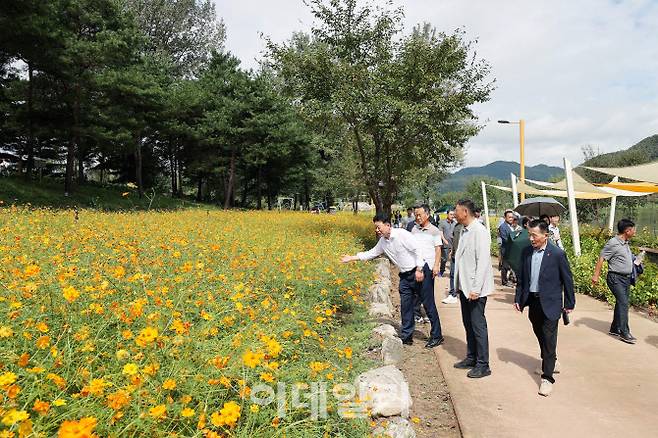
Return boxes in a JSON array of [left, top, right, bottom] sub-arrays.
[[529, 246, 546, 293]]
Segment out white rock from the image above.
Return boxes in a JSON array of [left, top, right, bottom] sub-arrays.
[[373, 324, 398, 339], [355, 365, 412, 418], [381, 336, 403, 365], [369, 283, 393, 305], [372, 418, 417, 438], [369, 302, 393, 318]]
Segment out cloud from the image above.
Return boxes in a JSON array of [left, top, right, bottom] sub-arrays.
[[215, 0, 658, 168]]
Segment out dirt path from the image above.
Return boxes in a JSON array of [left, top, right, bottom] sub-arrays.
[[386, 269, 461, 438]]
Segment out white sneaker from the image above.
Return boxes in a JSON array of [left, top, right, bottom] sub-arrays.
[[538, 379, 553, 397], [442, 295, 459, 304], [535, 360, 561, 375]]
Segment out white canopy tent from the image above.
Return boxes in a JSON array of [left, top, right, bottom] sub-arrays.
[[481, 161, 657, 256]]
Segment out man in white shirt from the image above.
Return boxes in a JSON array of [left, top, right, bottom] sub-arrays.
[[341, 214, 442, 348], [453, 199, 494, 378], [410, 204, 444, 347], [548, 215, 564, 249]]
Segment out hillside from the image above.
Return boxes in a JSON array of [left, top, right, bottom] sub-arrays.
[[0, 176, 205, 210], [583, 134, 658, 168], [439, 160, 563, 193]]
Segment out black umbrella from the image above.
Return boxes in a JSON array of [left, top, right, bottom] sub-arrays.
[[513, 197, 566, 217]]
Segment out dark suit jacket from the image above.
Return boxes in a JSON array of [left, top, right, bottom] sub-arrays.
[[514, 242, 576, 321]]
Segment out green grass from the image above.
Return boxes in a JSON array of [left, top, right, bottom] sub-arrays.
[[0, 176, 207, 211]]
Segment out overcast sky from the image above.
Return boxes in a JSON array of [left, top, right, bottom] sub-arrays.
[[215, 0, 658, 169]]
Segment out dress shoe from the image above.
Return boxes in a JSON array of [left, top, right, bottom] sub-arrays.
[[453, 358, 476, 369], [538, 379, 553, 397], [619, 334, 636, 344], [535, 360, 561, 375], [629, 333, 637, 341], [467, 366, 492, 378], [424, 337, 444, 348], [402, 338, 413, 346]]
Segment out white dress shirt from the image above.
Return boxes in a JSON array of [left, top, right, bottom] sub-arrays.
[[357, 228, 426, 272], [454, 219, 495, 298], [410, 222, 442, 267]]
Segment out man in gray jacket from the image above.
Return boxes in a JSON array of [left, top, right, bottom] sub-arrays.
[[453, 199, 495, 378]]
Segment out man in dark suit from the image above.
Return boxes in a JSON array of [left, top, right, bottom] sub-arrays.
[[514, 219, 575, 397]]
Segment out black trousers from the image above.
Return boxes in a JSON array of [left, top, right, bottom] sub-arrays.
[[499, 246, 510, 283], [400, 264, 443, 340], [439, 246, 450, 275], [459, 292, 489, 367], [528, 294, 559, 383], [607, 272, 631, 336]]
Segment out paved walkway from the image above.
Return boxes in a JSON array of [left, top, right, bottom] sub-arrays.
[[431, 267, 658, 438]]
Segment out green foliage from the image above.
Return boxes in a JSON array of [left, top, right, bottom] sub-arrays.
[[563, 226, 658, 309], [267, 1, 494, 214]]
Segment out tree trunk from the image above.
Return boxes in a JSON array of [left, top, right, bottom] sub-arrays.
[[176, 152, 183, 197], [25, 63, 34, 180], [241, 166, 249, 207], [224, 147, 236, 209], [353, 192, 358, 215], [256, 165, 262, 210], [196, 176, 204, 201], [77, 145, 85, 183], [134, 132, 143, 198], [169, 137, 177, 197], [65, 83, 81, 194]]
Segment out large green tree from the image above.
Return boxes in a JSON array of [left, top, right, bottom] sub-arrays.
[[267, 0, 494, 215]]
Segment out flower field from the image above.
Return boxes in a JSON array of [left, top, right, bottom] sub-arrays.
[[0, 208, 377, 437]]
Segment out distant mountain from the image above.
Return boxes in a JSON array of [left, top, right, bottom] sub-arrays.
[[439, 160, 563, 193]]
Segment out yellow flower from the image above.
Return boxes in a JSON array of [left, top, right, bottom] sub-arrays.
[[180, 407, 195, 418], [82, 378, 108, 397], [1, 409, 29, 426], [35, 335, 50, 349], [149, 404, 167, 419], [242, 349, 263, 369], [162, 378, 176, 390], [259, 373, 275, 383], [249, 404, 260, 413], [53, 399, 67, 407], [32, 399, 50, 415], [309, 361, 329, 373], [36, 322, 49, 333], [115, 349, 130, 361], [0, 371, 18, 387], [210, 401, 241, 429], [122, 363, 139, 376], [57, 417, 98, 438], [0, 326, 14, 338], [135, 327, 158, 347], [106, 390, 131, 410], [62, 285, 80, 303]]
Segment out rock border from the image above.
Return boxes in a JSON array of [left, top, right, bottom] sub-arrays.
[[357, 257, 416, 438]]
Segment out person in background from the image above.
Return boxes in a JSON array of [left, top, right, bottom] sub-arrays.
[[453, 199, 494, 378], [514, 219, 575, 397], [409, 204, 445, 347], [341, 214, 431, 346], [442, 219, 464, 304], [439, 210, 457, 276], [539, 214, 550, 225], [401, 208, 415, 229], [474, 208, 486, 226], [548, 215, 563, 249], [591, 219, 638, 344], [498, 210, 515, 286], [505, 216, 532, 280]]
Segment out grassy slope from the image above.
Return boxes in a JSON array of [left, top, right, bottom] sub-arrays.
[[0, 176, 207, 210]]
